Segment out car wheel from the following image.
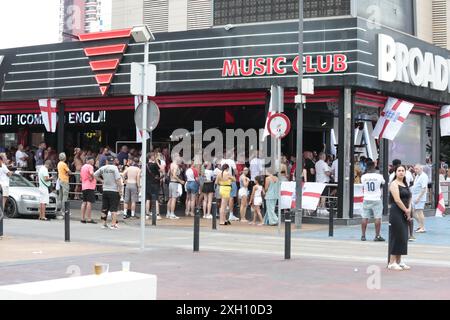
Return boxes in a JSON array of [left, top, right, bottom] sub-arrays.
[[4, 197, 19, 218]]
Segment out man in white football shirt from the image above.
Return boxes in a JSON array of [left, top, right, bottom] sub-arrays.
[[361, 161, 385, 242], [315, 152, 331, 215]]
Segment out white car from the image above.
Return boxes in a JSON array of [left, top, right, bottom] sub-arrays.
[[2, 174, 60, 218]]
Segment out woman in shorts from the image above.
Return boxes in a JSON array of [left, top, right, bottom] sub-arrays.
[[215, 164, 235, 225], [238, 167, 250, 222]]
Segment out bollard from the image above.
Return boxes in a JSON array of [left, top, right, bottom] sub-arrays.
[[0, 198, 4, 238], [285, 211, 292, 260], [152, 200, 157, 226], [64, 201, 70, 242], [328, 207, 334, 237], [194, 207, 200, 252], [212, 201, 217, 230], [387, 222, 391, 266]]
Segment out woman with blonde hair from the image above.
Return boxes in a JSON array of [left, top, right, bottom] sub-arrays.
[[215, 164, 235, 225]]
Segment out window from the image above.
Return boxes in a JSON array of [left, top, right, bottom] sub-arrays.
[[214, 0, 351, 25]]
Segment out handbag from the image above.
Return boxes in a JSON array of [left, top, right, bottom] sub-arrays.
[[55, 179, 61, 191]]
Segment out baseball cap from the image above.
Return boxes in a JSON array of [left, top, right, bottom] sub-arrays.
[[107, 155, 115, 162]]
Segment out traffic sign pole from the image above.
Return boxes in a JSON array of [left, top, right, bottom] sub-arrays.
[[140, 41, 149, 251]]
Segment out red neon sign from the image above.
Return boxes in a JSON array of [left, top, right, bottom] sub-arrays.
[[222, 54, 348, 77]]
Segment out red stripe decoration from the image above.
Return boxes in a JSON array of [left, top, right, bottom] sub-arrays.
[[84, 44, 127, 57], [303, 192, 322, 199], [78, 29, 132, 42], [354, 196, 364, 203], [441, 112, 450, 119], [379, 99, 403, 139], [281, 191, 294, 197], [89, 59, 120, 71], [95, 73, 114, 85], [398, 116, 406, 123]]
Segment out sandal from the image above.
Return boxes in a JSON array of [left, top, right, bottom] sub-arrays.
[[39, 218, 49, 221]]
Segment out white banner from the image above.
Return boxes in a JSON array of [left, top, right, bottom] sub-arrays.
[[38, 99, 58, 133], [135, 96, 150, 143], [440, 105, 450, 137], [280, 182, 326, 211], [372, 97, 414, 141], [354, 184, 364, 211]]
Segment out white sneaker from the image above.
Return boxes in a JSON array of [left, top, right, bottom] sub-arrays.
[[145, 214, 150, 220], [228, 214, 240, 221], [205, 214, 213, 219], [109, 224, 119, 230], [169, 214, 180, 220], [156, 215, 162, 220], [387, 263, 403, 271], [322, 209, 330, 214], [399, 263, 411, 270], [101, 224, 109, 229]]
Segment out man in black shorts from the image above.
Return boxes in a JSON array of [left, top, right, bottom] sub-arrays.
[[94, 156, 123, 229], [80, 157, 97, 224]]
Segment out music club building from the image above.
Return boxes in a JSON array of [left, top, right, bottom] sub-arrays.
[[1, 17, 449, 218]]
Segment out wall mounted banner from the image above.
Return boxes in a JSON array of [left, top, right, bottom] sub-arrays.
[[372, 97, 414, 141], [440, 105, 450, 137], [353, 184, 364, 211], [38, 99, 58, 133]]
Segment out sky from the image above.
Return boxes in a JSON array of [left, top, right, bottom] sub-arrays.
[[0, 0, 60, 50]]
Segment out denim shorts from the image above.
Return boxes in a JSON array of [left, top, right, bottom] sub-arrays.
[[186, 181, 199, 194], [413, 201, 426, 210], [362, 200, 383, 219]]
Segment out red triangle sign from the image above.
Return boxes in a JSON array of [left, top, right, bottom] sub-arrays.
[[78, 29, 131, 96]]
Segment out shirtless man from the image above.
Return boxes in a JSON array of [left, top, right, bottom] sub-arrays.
[[167, 154, 184, 219], [121, 158, 141, 219]]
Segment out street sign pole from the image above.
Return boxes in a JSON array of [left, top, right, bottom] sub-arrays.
[[140, 41, 149, 251], [295, 0, 304, 229]]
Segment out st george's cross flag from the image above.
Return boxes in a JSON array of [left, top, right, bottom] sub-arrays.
[[440, 105, 450, 137], [280, 182, 327, 210], [135, 96, 150, 143], [436, 186, 446, 217], [38, 99, 58, 133], [263, 85, 280, 141], [353, 184, 364, 211], [372, 97, 414, 141]]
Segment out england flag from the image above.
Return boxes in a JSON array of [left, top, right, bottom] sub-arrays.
[[280, 182, 327, 210], [440, 105, 450, 137], [353, 184, 364, 211], [372, 97, 414, 141], [262, 85, 278, 141], [135, 96, 150, 143], [436, 186, 446, 217], [38, 99, 58, 133]]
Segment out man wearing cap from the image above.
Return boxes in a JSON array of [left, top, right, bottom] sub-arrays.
[[94, 156, 123, 229], [80, 157, 97, 224]]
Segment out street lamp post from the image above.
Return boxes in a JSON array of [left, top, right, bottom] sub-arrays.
[[131, 25, 155, 250], [295, 0, 304, 229]]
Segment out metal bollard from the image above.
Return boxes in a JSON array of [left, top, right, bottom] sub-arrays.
[[329, 207, 334, 237], [387, 222, 391, 266], [152, 200, 157, 226], [285, 211, 292, 260], [65, 201, 70, 242], [194, 207, 200, 252], [212, 201, 217, 230], [0, 199, 4, 238]]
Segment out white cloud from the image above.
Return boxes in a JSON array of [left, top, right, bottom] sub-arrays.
[[0, 0, 60, 49]]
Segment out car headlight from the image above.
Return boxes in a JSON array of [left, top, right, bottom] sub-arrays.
[[21, 195, 37, 201]]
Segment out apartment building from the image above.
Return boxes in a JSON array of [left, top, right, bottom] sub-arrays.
[[60, 0, 112, 41]]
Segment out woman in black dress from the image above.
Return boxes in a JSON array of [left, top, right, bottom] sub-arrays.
[[388, 165, 412, 271]]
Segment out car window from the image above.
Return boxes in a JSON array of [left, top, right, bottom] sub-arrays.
[[10, 174, 36, 187]]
